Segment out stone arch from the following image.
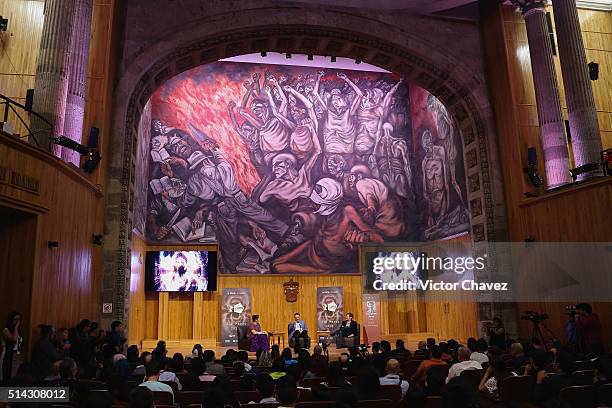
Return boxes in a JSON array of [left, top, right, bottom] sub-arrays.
[[103, 15, 505, 323]]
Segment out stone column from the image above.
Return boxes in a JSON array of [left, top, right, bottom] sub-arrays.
[[63, 0, 94, 165], [512, 0, 571, 188], [30, 0, 77, 156], [551, 0, 602, 179]]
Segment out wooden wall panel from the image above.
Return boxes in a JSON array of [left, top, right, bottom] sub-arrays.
[[0, 0, 44, 137], [0, 133, 104, 351], [0, 207, 37, 338], [482, 3, 612, 349], [128, 234, 147, 346]]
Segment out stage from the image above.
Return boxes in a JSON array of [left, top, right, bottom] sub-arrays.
[[140, 332, 437, 359]]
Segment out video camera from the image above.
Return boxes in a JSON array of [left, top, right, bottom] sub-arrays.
[[565, 305, 577, 316], [521, 310, 548, 323]]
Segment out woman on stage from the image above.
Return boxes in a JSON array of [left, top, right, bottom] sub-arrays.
[[248, 315, 270, 352]]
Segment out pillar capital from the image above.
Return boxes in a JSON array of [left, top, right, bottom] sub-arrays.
[[510, 0, 548, 16]]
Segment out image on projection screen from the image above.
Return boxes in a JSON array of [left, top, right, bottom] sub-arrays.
[[145, 250, 217, 292], [142, 61, 469, 274]]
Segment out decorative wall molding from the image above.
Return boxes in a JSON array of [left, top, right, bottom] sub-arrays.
[[575, 0, 612, 10]]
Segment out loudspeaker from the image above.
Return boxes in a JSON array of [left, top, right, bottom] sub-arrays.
[[86, 126, 99, 148], [588, 61, 599, 81], [527, 147, 538, 168], [25, 89, 34, 111]]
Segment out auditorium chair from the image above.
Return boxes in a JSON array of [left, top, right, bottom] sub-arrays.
[[401, 359, 422, 379], [237, 325, 251, 351], [178, 391, 204, 406], [378, 384, 402, 403], [459, 368, 484, 391], [572, 369, 595, 385], [297, 387, 313, 402], [560, 385, 596, 408], [295, 401, 335, 408], [598, 383, 612, 406], [338, 324, 360, 348], [301, 377, 325, 389], [152, 391, 174, 406], [235, 390, 261, 403], [161, 380, 180, 395], [357, 399, 393, 408], [500, 376, 531, 405], [425, 396, 444, 408]]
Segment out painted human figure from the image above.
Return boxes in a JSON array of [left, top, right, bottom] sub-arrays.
[[421, 129, 449, 229], [347, 164, 404, 239], [373, 123, 413, 199], [147, 176, 188, 241], [355, 79, 403, 158], [314, 71, 363, 156], [325, 154, 351, 193], [239, 74, 290, 163], [227, 101, 265, 174], [272, 178, 383, 274], [427, 94, 464, 207]]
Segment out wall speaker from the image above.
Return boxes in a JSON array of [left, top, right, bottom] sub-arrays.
[[25, 89, 34, 111], [588, 61, 599, 81], [525, 147, 543, 187]]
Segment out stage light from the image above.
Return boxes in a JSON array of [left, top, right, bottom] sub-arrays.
[[331, 56, 336, 63], [355, 59, 361, 64], [307, 54, 313, 61], [52, 136, 89, 155], [570, 162, 602, 181], [260, 51, 267, 57], [286, 53, 291, 59], [0, 16, 8, 32]]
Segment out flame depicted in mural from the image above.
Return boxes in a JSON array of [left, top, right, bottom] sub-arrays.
[[144, 61, 468, 274]]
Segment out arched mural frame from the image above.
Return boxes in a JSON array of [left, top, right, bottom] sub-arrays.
[[103, 23, 506, 327]]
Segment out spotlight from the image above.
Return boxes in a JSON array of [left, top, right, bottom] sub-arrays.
[[52, 136, 89, 155], [307, 54, 313, 61], [286, 53, 291, 59], [331, 56, 336, 63], [570, 162, 601, 181], [52, 132, 102, 173], [92, 234, 104, 246], [48, 241, 59, 249], [0, 16, 8, 32], [355, 59, 361, 64], [260, 51, 267, 58]]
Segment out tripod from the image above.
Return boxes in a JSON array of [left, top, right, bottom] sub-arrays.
[[530, 319, 557, 351]]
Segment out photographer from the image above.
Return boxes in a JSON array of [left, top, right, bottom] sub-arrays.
[[575, 303, 603, 354], [486, 318, 506, 350]]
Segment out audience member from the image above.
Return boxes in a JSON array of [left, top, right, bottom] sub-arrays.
[[412, 345, 447, 385], [444, 376, 480, 408], [271, 357, 287, 380], [379, 358, 409, 396], [533, 351, 576, 405], [1, 311, 24, 385], [413, 340, 428, 357], [509, 342, 529, 373], [254, 373, 279, 403], [356, 365, 381, 400], [277, 381, 299, 408], [392, 339, 411, 358], [470, 338, 489, 365], [31, 325, 62, 380], [192, 343, 204, 359], [478, 358, 516, 395], [139, 362, 174, 402], [487, 317, 506, 349], [446, 347, 482, 383], [575, 303, 603, 354], [203, 349, 226, 375]]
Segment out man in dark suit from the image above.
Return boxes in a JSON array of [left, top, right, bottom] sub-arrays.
[[288, 313, 309, 348], [333, 312, 358, 348]]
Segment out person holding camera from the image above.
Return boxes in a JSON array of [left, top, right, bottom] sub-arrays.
[[486, 317, 506, 350], [575, 303, 603, 354]]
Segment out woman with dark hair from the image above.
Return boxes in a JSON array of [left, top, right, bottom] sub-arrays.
[[170, 352, 187, 374], [126, 345, 139, 371], [247, 315, 269, 353], [270, 357, 287, 380], [479, 357, 517, 395], [192, 344, 203, 359], [1, 311, 24, 384]]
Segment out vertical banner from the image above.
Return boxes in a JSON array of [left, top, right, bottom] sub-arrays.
[[362, 293, 381, 344], [316, 287, 344, 332], [221, 288, 251, 346]]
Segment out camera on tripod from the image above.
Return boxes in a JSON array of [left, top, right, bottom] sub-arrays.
[[565, 305, 577, 316], [521, 310, 549, 323]]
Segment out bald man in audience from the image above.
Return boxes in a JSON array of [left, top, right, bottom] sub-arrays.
[[379, 358, 409, 396], [445, 347, 482, 383], [413, 340, 428, 357]]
